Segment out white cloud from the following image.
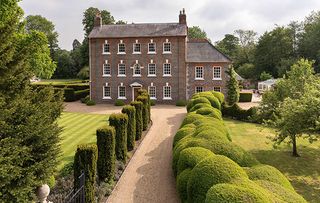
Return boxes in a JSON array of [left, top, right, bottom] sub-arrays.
[[19, 0, 320, 50]]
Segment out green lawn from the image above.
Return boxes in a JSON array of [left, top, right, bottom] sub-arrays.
[[224, 118, 320, 203], [58, 112, 109, 170], [35, 79, 87, 85]]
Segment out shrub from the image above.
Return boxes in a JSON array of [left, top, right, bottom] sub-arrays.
[[197, 92, 221, 110], [137, 96, 149, 130], [244, 165, 294, 191], [115, 99, 125, 106], [130, 101, 143, 140], [77, 66, 89, 80], [74, 144, 98, 203], [187, 155, 248, 203], [122, 105, 136, 151], [138, 89, 151, 122], [187, 97, 211, 112], [189, 103, 212, 112], [64, 88, 76, 102], [177, 168, 192, 202], [109, 113, 128, 162], [222, 103, 256, 121], [86, 100, 96, 106], [176, 147, 215, 176], [150, 100, 156, 106], [173, 126, 195, 147], [81, 95, 90, 103], [239, 92, 253, 102], [75, 89, 90, 100], [96, 126, 115, 182], [211, 91, 225, 104], [205, 183, 270, 203], [176, 100, 187, 106], [195, 107, 222, 120]]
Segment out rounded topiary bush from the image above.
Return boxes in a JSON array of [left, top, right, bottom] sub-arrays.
[[180, 113, 207, 127], [177, 147, 215, 176], [211, 91, 225, 104], [255, 180, 307, 203], [193, 129, 229, 143], [193, 123, 231, 141], [244, 165, 294, 191], [173, 126, 195, 147], [195, 107, 222, 120], [177, 168, 192, 202], [187, 155, 248, 203], [198, 92, 221, 110], [189, 103, 213, 112], [187, 97, 211, 112], [205, 183, 271, 203]]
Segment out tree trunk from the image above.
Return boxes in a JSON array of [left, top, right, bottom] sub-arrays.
[[292, 134, 300, 157]]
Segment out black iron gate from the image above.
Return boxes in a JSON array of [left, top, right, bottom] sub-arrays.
[[62, 172, 85, 203]]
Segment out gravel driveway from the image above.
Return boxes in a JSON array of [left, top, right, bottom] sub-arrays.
[[64, 102, 185, 203]]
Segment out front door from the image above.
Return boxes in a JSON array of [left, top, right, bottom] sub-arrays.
[[133, 87, 141, 101]]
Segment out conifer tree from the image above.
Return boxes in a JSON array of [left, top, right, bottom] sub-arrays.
[[226, 66, 240, 105]]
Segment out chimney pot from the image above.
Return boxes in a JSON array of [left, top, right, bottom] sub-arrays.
[[94, 11, 102, 28], [179, 9, 187, 25]]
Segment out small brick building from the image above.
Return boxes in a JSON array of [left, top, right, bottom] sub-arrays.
[[89, 9, 231, 104]]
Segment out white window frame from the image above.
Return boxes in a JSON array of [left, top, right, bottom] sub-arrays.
[[195, 66, 204, 80], [213, 66, 222, 80], [148, 63, 156, 77], [213, 86, 221, 92], [148, 42, 156, 54], [163, 63, 171, 77], [163, 86, 172, 100], [102, 43, 110, 54], [148, 86, 157, 100], [118, 64, 126, 77], [133, 63, 142, 77], [195, 86, 204, 93], [133, 43, 141, 54], [103, 63, 111, 77], [103, 86, 111, 99], [118, 86, 126, 99], [118, 43, 126, 54], [163, 42, 171, 54]]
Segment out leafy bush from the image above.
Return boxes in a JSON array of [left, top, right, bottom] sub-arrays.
[[137, 96, 149, 130], [130, 101, 143, 140], [109, 113, 128, 162], [86, 100, 96, 106], [195, 107, 222, 120], [77, 66, 89, 80], [96, 126, 115, 182], [211, 91, 225, 104], [187, 155, 248, 203], [177, 168, 192, 202], [64, 88, 76, 102], [176, 100, 187, 106], [187, 97, 211, 112], [122, 105, 136, 151], [222, 103, 256, 121], [189, 103, 212, 112], [197, 92, 221, 110], [74, 144, 98, 203], [244, 165, 294, 191], [81, 95, 90, 103], [32, 83, 89, 91], [239, 92, 253, 102], [173, 126, 195, 147], [115, 99, 125, 106], [150, 100, 156, 106], [75, 89, 90, 100]]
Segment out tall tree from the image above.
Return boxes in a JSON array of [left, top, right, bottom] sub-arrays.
[[226, 66, 240, 105], [188, 26, 210, 41], [234, 29, 257, 66], [53, 49, 75, 78], [215, 34, 239, 59], [0, 1, 63, 201], [25, 15, 59, 58]]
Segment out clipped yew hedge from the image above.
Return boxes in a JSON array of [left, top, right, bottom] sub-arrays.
[[137, 95, 149, 130], [109, 113, 128, 162], [239, 92, 253, 102], [131, 101, 143, 140], [122, 105, 136, 151], [173, 91, 306, 203], [96, 126, 115, 182], [74, 144, 97, 203]]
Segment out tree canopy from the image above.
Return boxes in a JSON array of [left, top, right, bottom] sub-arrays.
[[188, 26, 210, 41]]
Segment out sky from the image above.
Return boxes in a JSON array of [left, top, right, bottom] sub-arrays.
[[19, 0, 320, 50]]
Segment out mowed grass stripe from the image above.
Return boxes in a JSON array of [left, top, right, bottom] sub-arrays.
[[58, 112, 109, 170]]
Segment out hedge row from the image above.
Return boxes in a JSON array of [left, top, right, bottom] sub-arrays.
[[173, 91, 306, 203], [32, 83, 89, 91], [64, 88, 90, 102], [222, 103, 256, 121], [239, 92, 253, 102]]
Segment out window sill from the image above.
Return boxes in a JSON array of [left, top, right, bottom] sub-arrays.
[[117, 52, 126, 55], [133, 75, 141, 77], [102, 52, 111, 55], [132, 52, 141, 54], [148, 52, 156, 54], [103, 97, 112, 100], [117, 75, 126, 77], [102, 75, 111, 77], [163, 75, 172, 77], [213, 78, 222, 81], [163, 97, 172, 100], [163, 52, 172, 54], [118, 97, 127, 100], [150, 97, 157, 100], [147, 75, 156, 77], [195, 78, 204, 80]]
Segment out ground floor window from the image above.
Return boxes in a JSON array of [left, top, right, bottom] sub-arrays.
[[148, 86, 156, 99], [103, 86, 111, 98], [195, 86, 204, 93], [118, 86, 126, 99], [163, 86, 171, 99], [213, 86, 221, 92]]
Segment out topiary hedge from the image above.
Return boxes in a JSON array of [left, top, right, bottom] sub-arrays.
[[130, 101, 143, 140], [64, 88, 76, 102], [115, 99, 125, 106], [138, 89, 151, 122], [239, 92, 253, 102], [109, 113, 128, 162], [137, 96, 149, 130], [222, 103, 257, 121], [96, 126, 115, 182], [122, 105, 136, 151], [74, 144, 97, 203], [172, 91, 306, 203], [75, 89, 90, 100]]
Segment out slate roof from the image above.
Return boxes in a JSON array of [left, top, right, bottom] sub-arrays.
[[187, 39, 232, 63], [89, 23, 187, 38]]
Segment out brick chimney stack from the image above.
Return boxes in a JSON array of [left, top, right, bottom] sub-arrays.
[[94, 12, 102, 27], [179, 8, 187, 25]]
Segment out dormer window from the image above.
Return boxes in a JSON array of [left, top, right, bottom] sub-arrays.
[[163, 39, 171, 54], [133, 43, 141, 54], [118, 42, 126, 54]]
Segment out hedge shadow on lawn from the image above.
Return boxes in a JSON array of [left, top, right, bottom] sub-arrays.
[[250, 148, 320, 203]]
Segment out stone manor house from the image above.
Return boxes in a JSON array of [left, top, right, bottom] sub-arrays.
[[89, 9, 231, 104]]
